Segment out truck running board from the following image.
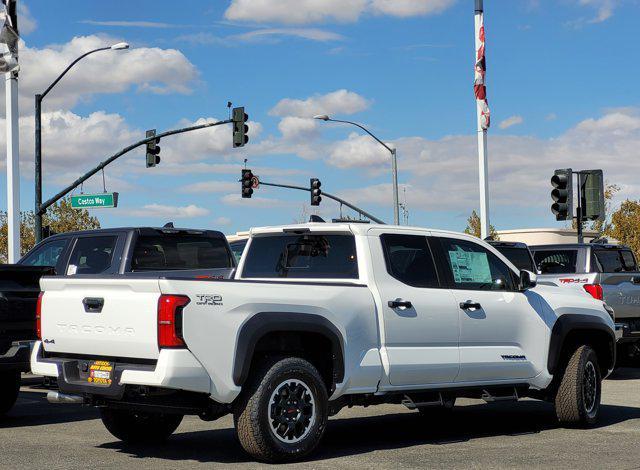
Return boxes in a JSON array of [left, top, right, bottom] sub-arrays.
[[402, 393, 445, 409], [481, 387, 519, 403]]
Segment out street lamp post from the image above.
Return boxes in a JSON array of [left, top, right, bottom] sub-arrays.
[[314, 115, 400, 225], [34, 42, 129, 243]]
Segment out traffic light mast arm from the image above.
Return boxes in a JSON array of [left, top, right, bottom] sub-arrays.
[[39, 118, 232, 215], [258, 181, 386, 225]]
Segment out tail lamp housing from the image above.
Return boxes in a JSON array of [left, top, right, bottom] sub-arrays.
[[36, 292, 44, 340], [583, 283, 603, 301], [157, 294, 190, 348]]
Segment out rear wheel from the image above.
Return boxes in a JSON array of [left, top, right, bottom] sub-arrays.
[[554, 345, 601, 426], [100, 408, 183, 443], [234, 356, 328, 463], [0, 370, 20, 416]]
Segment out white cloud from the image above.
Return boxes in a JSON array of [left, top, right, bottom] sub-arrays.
[[498, 115, 524, 130], [225, 0, 367, 24], [79, 20, 178, 28], [578, 0, 617, 22], [370, 0, 456, 18], [277, 116, 319, 141], [546, 113, 557, 121], [17, 2, 37, 35], [179, 181, 239, 193], [327, 132, 391, 168], [221, 193, 291, 208], [233, 28, 344, 42], [1, 35, 199, 114], [270, 89, 371, 117], [123, 204, 210, 219], [213, 216, 231, 226], [224, 0, 454, 24]]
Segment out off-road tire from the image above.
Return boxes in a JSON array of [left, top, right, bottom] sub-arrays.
[[554, 345, 601, 426], [233, 356, 328, 463], [100, 408, 183, 443], [0, 370, 20, 416]]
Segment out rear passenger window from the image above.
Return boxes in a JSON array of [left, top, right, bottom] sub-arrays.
[[242, 234, 358, 279], [621, 251, 638, 271], [534, 250, 578, 274], [132, 234, 232, 271], [594, 249, 636, 273], [380, 234, 439, 288], [67, 236, 117, 275]]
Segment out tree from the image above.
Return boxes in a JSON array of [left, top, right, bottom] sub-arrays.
[[464, 210, 499, 240], [605, 200, 640, 259], [0, 197, 100, 263]]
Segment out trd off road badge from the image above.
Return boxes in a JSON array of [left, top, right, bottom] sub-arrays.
[[196, 294, 223, 306]]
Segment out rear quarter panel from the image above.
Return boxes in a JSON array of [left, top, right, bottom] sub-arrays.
[[162, 278, 381, 403]]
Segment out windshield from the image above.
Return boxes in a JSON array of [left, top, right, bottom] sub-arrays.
[[494, 246, 536, 272]]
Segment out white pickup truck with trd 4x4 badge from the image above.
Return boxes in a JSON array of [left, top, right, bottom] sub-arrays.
[[32, 223, 616, 462]]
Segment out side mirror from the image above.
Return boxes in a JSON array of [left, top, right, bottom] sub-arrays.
[[519, 270, 537, 290]]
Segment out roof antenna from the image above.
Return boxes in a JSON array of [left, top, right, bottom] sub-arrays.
[[163, 222, 174, 228]]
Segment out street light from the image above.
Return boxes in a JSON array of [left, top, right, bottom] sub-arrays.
[[34, 42, 130, 242], [314, 114, 400, 225]]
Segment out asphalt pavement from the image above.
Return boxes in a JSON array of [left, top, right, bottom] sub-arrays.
[[1, 369, 640, 469]]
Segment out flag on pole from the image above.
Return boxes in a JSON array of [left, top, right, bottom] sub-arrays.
[[0, 0, 18, 73], [474, 6, 490, 130]]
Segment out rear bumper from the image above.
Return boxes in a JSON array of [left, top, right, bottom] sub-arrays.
[[0, 341, 33, 372], [30, 341, 212, 399], [614, 322, 640, 343]]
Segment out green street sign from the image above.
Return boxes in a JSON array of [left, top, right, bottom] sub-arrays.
[[70, 192, 119, 209]]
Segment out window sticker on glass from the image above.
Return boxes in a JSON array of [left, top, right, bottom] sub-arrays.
[[448, 248, 492, 284]]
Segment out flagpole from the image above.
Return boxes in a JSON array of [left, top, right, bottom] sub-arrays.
[[2, 0, 20, 262], [6, 68, 19, 262], [474, 0, 490, 239]]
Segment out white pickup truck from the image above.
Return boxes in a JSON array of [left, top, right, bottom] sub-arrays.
[[32, 223, 616, 462]]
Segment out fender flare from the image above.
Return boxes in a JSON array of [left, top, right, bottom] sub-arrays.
[[547, 314, 616, 374], [232, 312, 345, 387]]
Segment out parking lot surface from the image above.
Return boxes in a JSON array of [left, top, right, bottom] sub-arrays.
[[1, 369, 640, 469]]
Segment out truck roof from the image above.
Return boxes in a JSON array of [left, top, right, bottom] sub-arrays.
[[249, 222, 480, 240], [44, 226, 227, 240], [530, 243, 625, 250]]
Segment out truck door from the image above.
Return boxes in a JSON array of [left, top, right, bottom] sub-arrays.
[[433, 236, 547, 383], [369, 231, 460, 386], [594, 247, 640, 321]]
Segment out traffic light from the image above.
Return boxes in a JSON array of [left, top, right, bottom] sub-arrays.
[[310, 178, 322, 206], [232, 107, 249, 148], [551, 168, 573, 221], [241, 169, 254, 198], [580, 169, 605, 221], [145, 129, 161, 168]]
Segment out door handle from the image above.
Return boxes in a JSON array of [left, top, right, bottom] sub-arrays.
[[83, 297, 104, 313], [388, 299, 413, 309], [459, 301, 482, 310]]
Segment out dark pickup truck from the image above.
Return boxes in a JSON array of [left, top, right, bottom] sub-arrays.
[[0, 226, 235, 416]]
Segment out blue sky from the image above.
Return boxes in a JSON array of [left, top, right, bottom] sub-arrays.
[[0, 0, 638, 234]]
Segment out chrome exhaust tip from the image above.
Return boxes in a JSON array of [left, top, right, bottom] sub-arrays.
[[46, 391, 84, 404]]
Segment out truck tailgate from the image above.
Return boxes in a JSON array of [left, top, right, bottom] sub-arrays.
[[40, 277, 161, 360]]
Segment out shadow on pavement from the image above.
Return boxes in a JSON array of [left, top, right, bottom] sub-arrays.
[[607, 367, 640, 381], [98, 399, 640, 465], [0, 390, 98, 428]]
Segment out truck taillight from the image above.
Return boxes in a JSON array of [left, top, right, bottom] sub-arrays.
[[36, 292, 44, 340], [157, 295, 190, 348], [584, 284, 603, 300]]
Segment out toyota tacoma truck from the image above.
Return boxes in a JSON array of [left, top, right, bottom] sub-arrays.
[[532, 241, 640, 363], [32, 223, 616, 462]]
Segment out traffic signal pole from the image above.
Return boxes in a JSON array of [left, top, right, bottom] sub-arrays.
[[257, 181, 386, 225], [37, 119, 232, 222]]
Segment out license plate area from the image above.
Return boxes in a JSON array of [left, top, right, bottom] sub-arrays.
[[84, 360, 114, 386]]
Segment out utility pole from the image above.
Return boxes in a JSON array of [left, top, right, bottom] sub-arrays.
[[474, 0, 491, 239], [1, 1, 20, 262]]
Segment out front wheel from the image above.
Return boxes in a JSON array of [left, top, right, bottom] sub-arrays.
[[0, 370, 20, 417], [100, 408, 183, 443], [234, 357, 328, 463], [554, 345, 602, 426]]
